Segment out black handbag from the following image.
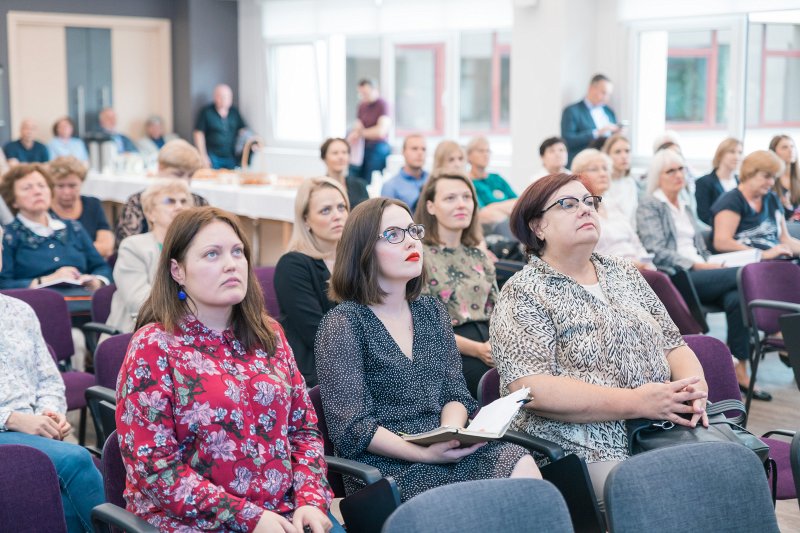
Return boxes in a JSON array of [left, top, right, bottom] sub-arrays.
[[626, 399, 770, 464]]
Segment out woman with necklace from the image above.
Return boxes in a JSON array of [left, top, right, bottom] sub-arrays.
[[274, 177, 349, 387], [315, 198, 539, 502]]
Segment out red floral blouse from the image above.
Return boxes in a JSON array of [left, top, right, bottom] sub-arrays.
[[116, 316, 331, 532]]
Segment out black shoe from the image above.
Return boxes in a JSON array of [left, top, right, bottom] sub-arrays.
[[739, 384, 773, 402], [779, 351, 791, 367]]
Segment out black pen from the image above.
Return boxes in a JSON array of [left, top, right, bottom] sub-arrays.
[[518, 397, 533, 405]]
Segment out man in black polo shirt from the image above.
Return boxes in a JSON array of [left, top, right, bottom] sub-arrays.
[[193, 84, 248, 169], [3, 119, 49, 164]]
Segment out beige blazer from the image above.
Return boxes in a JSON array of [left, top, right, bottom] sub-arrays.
[[107, 232, 161, 333]]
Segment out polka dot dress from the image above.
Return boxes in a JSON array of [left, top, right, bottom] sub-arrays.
[[314, 296, 528, 501]]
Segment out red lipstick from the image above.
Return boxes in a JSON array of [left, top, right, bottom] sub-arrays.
[[406, 252, 421, 262]]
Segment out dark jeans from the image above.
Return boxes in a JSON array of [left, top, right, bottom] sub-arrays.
[[453, 321, 493, 399], [688, 267, 749, 361], [354, 141, 391, 184]]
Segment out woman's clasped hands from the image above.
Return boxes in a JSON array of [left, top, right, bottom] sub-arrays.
[[635, 376, 709, 428]]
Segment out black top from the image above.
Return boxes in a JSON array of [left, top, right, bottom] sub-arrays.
[[695, 170, 738, 226], [274, 251, 335, 387], [194, 104, 247, 159], [75, 195, 110, 240], [710, 188, 784, 250], [3, 140, 49, 163], [346, 176, 369, 208]]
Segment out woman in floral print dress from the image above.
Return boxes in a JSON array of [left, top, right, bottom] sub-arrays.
[[116, 206, 340, 533], [414, 172, 497, 398]]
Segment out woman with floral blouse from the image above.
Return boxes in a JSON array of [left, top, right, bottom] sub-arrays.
[[116, 206, 339, 533], [414, 173, 495, 397]]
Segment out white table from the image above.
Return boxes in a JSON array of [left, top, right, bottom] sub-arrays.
[[82, 172, 298, 265]]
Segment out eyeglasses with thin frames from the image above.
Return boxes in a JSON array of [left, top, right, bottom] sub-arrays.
[[377, 224, 425, 244], [540, 195, 602, 215]]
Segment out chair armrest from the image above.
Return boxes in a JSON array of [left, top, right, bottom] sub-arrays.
[[82, 322, 123, 337], [747, 300, 800, 315], [86, 385, 116, 405], [761, 429, 796, 440], [501, 430, 566, 462], [325, 455, 383, 485], [339, 477, 401, 533], [91, 503, 159, 533]]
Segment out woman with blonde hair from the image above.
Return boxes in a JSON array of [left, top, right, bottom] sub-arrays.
[[116, 206, 339, 532], [274, 177, 350, 386], [414, 172, 493, 397], [49, 155, 115, 257], [114, 139, 209, 248], [601, 134, 638, 226], [694, 138, 742, 226], [432, 140, 466, 174], [106, 179, 193, 333]]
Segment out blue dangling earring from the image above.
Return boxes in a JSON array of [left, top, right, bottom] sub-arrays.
[[177, 286, 187, 301]]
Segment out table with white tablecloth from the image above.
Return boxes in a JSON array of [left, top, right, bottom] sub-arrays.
[[82, 172, 298, 265]]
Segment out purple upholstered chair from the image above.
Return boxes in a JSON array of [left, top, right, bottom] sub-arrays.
[[95, 333, 133, 391], [91, 431, 159, 533], [477, 367, 501, 406], [83, 284, 122, 355], [254, 266, 281, 318], [640, 269, 704, 335], [737, 262, 800, 412], [683, 334, 797, 502], [2, 288, 95, 445], [0, 444, 68, 532]]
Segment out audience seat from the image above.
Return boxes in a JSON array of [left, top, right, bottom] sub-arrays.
[[82, 283, 123, 355], [85, 332, 132, 454], [91, 431, 159, 533], [476, 367, 604, 532], [2, 288, 94, 445], [254, 266, 281, 318], [381, 478, 573, 533], [683, 334, 797, 502], [737, 262, 800, 412], [0, 444, 68, 532], [604, 442, 779, 533], [640, 269, 703, 334]]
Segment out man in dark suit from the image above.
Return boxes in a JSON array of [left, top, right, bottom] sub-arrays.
[[561, 74, 619, 165]]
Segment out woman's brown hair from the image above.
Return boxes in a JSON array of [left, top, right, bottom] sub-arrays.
[[769, 135, 800, 206], [0, 164, 53, 215], [510, 173, 582, 257], [320, 137, 350, 160], [135, 206, 277, 354], [414, 173, 483, 247], [329, 197, 426, 305]]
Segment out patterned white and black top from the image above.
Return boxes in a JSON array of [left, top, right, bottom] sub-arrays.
[[490, 253, 684, 463]]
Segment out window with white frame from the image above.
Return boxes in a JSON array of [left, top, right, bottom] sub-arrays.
[[267, 41, 327, 144], [460, 31, 511, 134]]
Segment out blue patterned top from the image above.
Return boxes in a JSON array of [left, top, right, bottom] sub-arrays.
[[1, 215, 112, 288]]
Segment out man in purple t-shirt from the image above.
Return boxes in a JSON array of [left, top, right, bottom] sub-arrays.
[[347, 79, 392, 184]]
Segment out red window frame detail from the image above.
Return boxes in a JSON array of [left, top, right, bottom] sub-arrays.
[[394, 43, 446, 138], [665, 30, 720, 130], [759, 25, 800, 128]]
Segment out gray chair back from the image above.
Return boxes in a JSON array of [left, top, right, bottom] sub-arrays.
[[604, 442, 779, 533], [381, 478, 573, 533]]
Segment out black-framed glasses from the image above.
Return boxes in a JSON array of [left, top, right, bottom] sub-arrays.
[[378, 224, 425, 244], [541, 195, 602, 214]]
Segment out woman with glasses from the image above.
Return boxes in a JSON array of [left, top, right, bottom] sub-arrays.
[[114, 140, 208, 249], [414, 173, 495, 397], [571, 149, 653, 271], [711, 150, 800, 258], [491, 173, 708, 510], [637, 150, 763, 399], [107, 179, 193, 333], [315, 198, 539, 502]]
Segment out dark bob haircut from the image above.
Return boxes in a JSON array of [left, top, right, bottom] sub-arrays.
[[539, 136, 566, 157], [510, 173, 583, 257], [329, 197, 426, 305]]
